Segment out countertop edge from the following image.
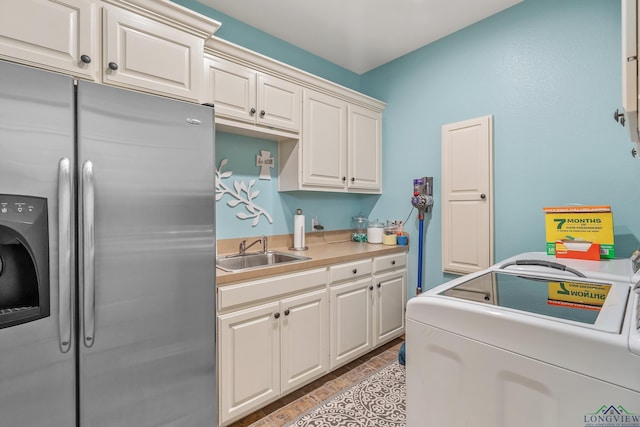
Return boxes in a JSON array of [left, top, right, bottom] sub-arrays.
[[216, 242, 408, 286]]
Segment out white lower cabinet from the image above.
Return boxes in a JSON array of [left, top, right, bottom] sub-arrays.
[[373, 273, 407, 345], [217, 268, 328, 426], [329, 254, 407, 369], [328, 258, 374, 369], [217, 254, 406, 426]]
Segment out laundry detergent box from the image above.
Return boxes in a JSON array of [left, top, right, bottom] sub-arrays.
[[543, 205, 615, 260]]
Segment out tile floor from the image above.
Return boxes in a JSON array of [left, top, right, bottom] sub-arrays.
[[228, 336, 405, 427]]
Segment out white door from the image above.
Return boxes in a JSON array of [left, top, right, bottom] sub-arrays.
[[329, 277, 373, 369], [280, 289, 328, 393], [218, 301, 280, 425], [442, 115, 493, 274]]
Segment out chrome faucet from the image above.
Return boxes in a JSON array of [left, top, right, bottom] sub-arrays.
[[239, 235, 268, 255]]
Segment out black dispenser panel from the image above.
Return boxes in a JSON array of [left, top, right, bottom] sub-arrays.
[[0, 195, 49, 328]]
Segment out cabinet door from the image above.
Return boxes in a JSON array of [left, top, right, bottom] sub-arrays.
[[329, 277, 373, 369], [280, 289, 328, 393], [102, 5, 204, 102], [206, 57, 256, 124], [348, 105, 382, 192], [0, 0, 98, 80], [258, 73, 301, 132], [218, 302, 280, 426], [373, 270, 407, 346], [302, 89, 348, 190]]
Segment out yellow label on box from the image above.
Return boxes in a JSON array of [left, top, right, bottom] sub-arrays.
[[547, 281, 611, 307], [543, 206, 615, 259]]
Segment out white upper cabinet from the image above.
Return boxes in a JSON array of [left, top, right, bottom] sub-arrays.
[[0, 0, 220, 102], [348, 104, 382, 192], [301, 89, 348, 189], [206, 37, 385, 194], [0, 0, 99, 80], [279, 89, 382, 194], [101, 0, 219, 102], [205, 56, 301, 134]]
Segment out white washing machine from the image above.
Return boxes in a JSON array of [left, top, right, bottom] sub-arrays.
[[406, 252, 640, 427]]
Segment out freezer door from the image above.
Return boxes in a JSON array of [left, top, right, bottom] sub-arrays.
[[0, 61, 76, 427], [76, 81, 216, 427]]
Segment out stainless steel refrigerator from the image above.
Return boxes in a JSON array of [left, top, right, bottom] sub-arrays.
[[0, 60, 216, 426]]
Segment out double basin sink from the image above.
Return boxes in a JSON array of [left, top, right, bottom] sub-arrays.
[[216, 251, 310, 272]]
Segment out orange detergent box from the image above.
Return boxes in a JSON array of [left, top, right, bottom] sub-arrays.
[[543, 206, 615, 260]]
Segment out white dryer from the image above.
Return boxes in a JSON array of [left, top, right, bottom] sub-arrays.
[[406, 252, 640, 427]]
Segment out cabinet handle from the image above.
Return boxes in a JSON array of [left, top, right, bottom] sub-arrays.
[[391, 260, 396, 265], [369, 285, 373, 291], [260, 110, 266, 117], [80, 54, 91, 64], [274, 312, 280, 319], [108, 62, 118, 71], [352, 268, 358, 274], [284, 309, 290, 316], [250, 108, 256, 115]]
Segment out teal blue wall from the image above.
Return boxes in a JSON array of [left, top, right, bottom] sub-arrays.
[[177, 0, 640, 295], [362, 0, 640, 293]]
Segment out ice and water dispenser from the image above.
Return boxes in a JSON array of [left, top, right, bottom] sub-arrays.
[[0, 194, 49, 328]]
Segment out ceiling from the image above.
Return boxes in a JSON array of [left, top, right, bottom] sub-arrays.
[[196, 0, 523, 74]]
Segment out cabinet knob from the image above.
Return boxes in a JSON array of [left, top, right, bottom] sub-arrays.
[[108, 62, 118, 71], [377, 283, 381, 288], [260, 110, 266, 117], [274, 312, 280, 319], [369, 285, 374, 291], [342, 177, 346, 182], [391, 260, 396, 265], [480, 193, 486, 200], [352, 268, 358, 274], [351, 177, 355, 182], [80, 54, 92, 64], [284, 309, 290, 316], [250, 108, 256, 115]]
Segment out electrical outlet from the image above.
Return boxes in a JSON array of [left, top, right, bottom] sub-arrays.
[[311, 217, 318, 229]]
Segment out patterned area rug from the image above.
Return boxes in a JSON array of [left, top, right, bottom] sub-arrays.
[[287, 361, 406, 427]]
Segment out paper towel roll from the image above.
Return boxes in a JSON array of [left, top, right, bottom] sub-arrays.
[[294, 209, 305, 249]]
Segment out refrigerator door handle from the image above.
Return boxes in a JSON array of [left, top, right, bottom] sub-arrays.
[[58, 158, 72, 353], [82, 160, 96, 348]]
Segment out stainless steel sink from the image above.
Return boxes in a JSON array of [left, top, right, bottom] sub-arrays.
[[216, 251, 310, 272]]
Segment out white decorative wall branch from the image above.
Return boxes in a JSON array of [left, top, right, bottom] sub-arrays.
[[215, 158, 273, 226]]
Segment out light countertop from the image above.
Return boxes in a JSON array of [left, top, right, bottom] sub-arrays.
[[216, 230, 408, 286]]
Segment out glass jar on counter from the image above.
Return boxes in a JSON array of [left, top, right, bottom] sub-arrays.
[[351, 215, 368, 242], [383, 224, 398, 245], [367, 219, 384, 244]]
